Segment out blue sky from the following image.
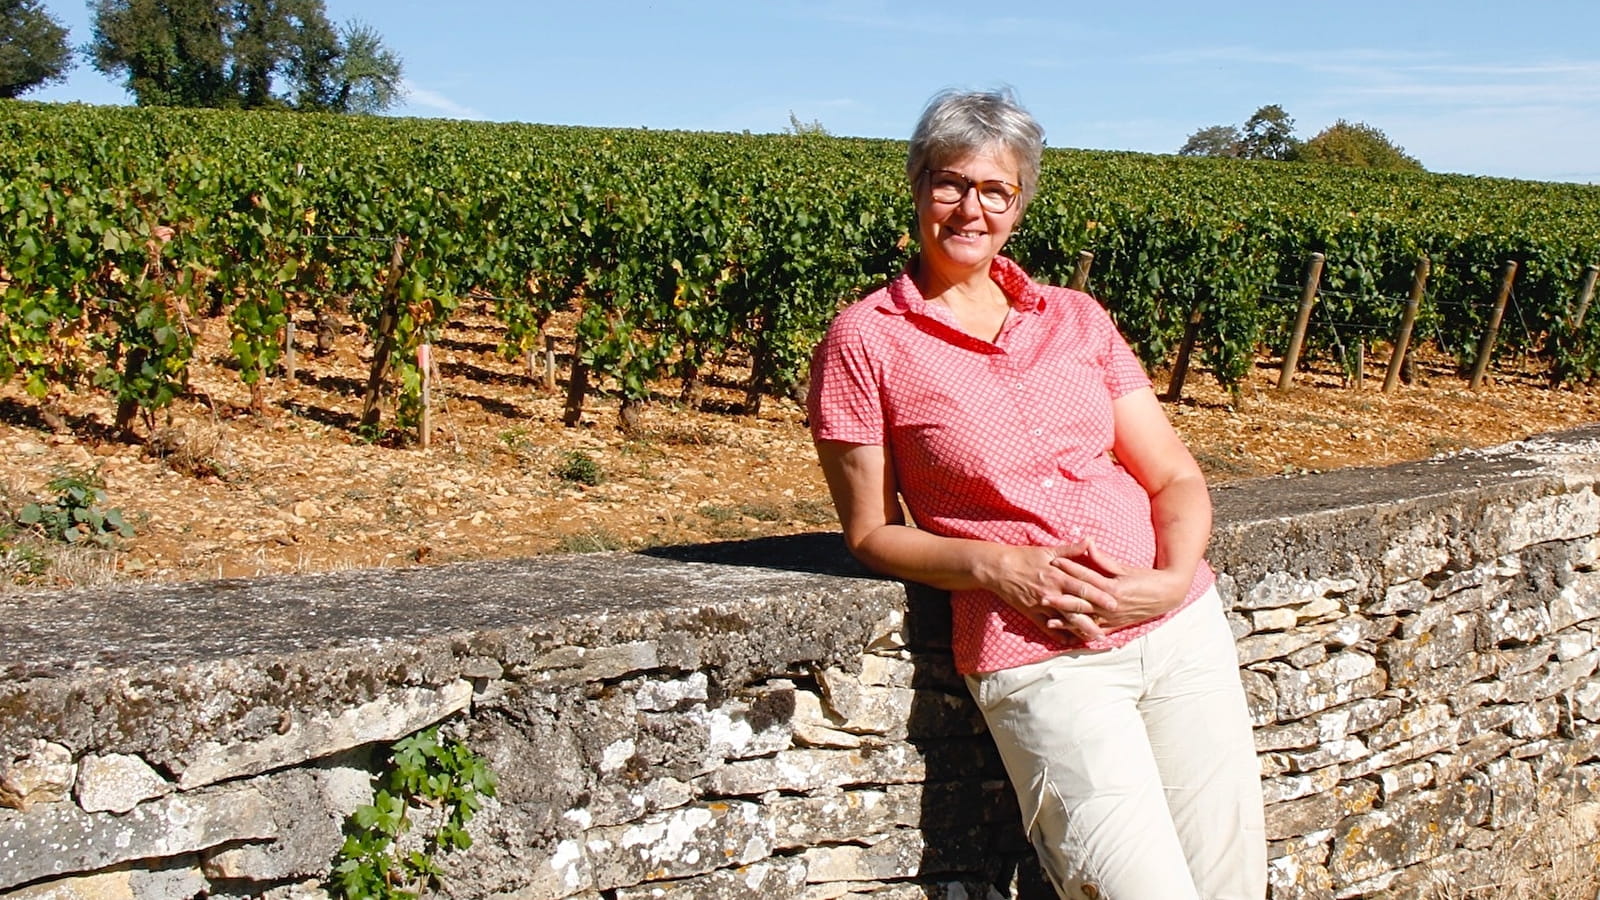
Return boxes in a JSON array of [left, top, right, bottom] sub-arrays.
[[26, 1, 1600, 183]]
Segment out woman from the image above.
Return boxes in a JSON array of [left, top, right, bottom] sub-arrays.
[[806, 89, 1267, 899]]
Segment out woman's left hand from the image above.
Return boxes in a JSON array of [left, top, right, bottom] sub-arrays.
[[1046, 538, 1190, 630]]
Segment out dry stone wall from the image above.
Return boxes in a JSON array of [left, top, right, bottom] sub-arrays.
[[3, 427, 1599, 899]]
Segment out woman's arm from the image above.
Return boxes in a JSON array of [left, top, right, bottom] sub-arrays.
[[815, 438, 1113, 641], [1052, 385, 1212, 627]]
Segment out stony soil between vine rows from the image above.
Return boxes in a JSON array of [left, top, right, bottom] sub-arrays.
[[3, 303, 1598, 592]]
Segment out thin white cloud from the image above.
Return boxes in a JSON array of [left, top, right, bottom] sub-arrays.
[[398, 80, 483, 121]]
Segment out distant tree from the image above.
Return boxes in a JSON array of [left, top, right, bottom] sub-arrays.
[[293, 21, 403, 114], [1240, 104, 1299, 160], [785, 110, 829, 136], [88, 0, 404, 112], [0, 0, 74, 98], [1178, 124, 1243, 158], [1297, 120, 1424, 171]]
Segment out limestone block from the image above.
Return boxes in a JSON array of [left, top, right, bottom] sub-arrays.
[[495, 837, 595, 900], [857, 654, 918, 688], [800, 828, 929, 883], [526, 642, 661, 685], [1577, 677, 1600, 721], [700, 745, 931, 797], [1381, 530, 1450, 583], [1236, 573, 1363, 612], [634, 672, 710, 712], [1485, 758, 1538, 830], [1272, 652, 1386, 721], [1378, 615, 1476, 689], [175, 680, 472, 789], [1553, 628, 1595, 660], [127, 864, 210, 900], [1343, 720, 1462, 779], [1394, 583, 1497, 638], [1485, 601, 1553, 645], [1255, 721, 1319, 753], [1267, 844, 1335, 900], [1327, 780, 1489, 883], [1252, 608, 1299, 632], [1492, 644, 1554, 679], [1505, 697, 1562, 740], [812, 675, 981, 741], [1373, 580, 1432, 616], [1377, 761, 1435, 800], [611, 858, 809, 899], [1263, 780, 1379, 841], [1501, 651, 1599, 704], [0, 784, 274, 891], [201, 770, 342, 881], [1498, 488, 1600, 552], [1297, 595, 1344, 622], [1278, 738, 1369, 774], [0, 741, 74, 812], [792, 690, 864, 749], [1457, 705, 1516, 742], [584, 801, 771, 889], [1, 869, 135, 900], [1262, 766, 1342, 805], [1397, 654, 1499, 705], [1366, 703, 1453, 752], [1287, 644, 1329, 669], [767, 789, 910, 850], [1549, 572, 1600, 631], [1315, 697, 1401, 744], [74, 753, 172, 814], [1241, 669, 1277, 727]]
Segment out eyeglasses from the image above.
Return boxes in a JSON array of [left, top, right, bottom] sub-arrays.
[[921, 168, 1022, 214]]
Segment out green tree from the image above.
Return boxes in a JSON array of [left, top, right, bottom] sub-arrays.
[[0, 0, 74, 98], [1296, 119, 1424, 171], [88, 0, 403, 112], [785, 110, 829, 136], [1240, 104, 1298, 160], [1178, 124, 1242, 158]]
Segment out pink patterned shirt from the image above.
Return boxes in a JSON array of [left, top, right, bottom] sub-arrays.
[[807, 256, 1214, 674]]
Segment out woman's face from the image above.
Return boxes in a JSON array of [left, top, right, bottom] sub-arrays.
[[914, 146, 1023, 283]]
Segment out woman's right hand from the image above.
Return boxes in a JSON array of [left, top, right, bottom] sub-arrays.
[[978, 543, 1119, 642]]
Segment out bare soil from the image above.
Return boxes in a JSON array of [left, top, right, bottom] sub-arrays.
[[4, 302, 1599, 591]]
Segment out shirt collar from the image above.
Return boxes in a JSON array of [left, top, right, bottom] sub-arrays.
[[877, 255, 1048, 316]]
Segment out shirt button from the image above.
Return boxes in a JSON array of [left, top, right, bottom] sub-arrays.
[[1031, 428, 1043, 436], [1042, 478, 1055, 489]]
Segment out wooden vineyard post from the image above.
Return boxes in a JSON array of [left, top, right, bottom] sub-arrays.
[[1278, 252, 1326, 390], [1468, 260, 1518, 390], [1572, 264, 1599, 334], [1162, 299, 1205, 403], [359, 236, 410, 434], [1384, 257, 1431, 393], [417, 343, 432, 449], [283, 319, 297, 384], [1069, 251, 1095, 292], [562, 345, 590, 427], [544, 334, 559, 392]]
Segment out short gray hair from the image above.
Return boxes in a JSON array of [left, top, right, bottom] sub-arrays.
[[907, 88, 1046, 212]]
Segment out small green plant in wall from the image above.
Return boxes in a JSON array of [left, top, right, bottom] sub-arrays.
[[329, 725, 498, 899], [18, 467, 135, 548]]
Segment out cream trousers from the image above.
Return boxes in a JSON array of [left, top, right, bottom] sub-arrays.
[[965, 587, 1267, 900]]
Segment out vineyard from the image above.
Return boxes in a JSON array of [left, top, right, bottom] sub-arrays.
[[4, 101, 1600, 443]]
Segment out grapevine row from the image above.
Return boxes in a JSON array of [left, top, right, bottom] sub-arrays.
[[2, 102, 1598, 440]]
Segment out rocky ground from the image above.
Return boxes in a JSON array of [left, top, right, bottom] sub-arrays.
[[4, 302, 1599, 592]]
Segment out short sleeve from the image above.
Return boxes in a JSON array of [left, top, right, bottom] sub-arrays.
[[1093, 300, 1151, 398], [807, 311, 887, 446]]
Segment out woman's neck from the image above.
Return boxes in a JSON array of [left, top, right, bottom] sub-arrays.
[[913, 255, 1011, 341]]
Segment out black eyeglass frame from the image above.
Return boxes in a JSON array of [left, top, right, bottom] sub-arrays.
[[919, 167, 1023, 213]]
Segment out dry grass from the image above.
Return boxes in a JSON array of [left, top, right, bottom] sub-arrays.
[[1418, 803, 1600, 900]]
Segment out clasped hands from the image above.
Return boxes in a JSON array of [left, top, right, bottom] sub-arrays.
[[990, 538, 1189, 643]]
